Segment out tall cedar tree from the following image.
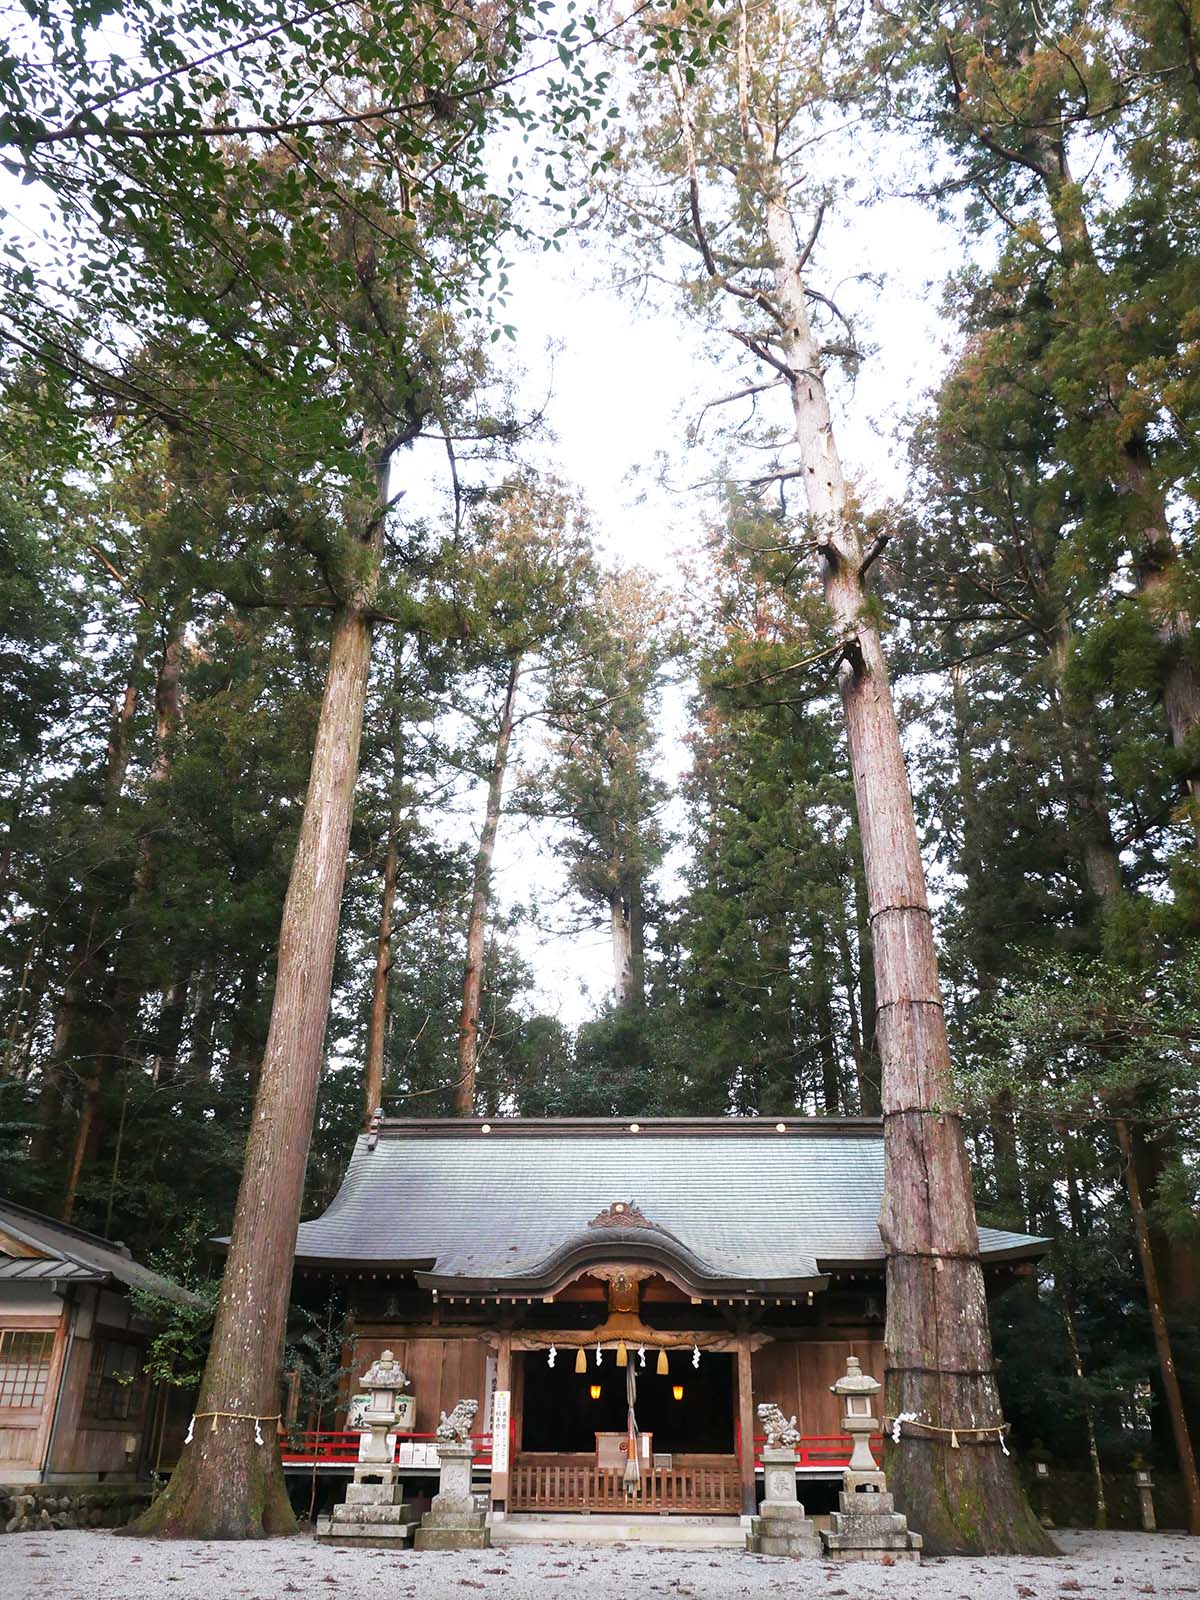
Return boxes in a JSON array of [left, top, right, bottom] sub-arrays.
[[602, 0, 1049, 1549], [2, 0, 550, 1535]]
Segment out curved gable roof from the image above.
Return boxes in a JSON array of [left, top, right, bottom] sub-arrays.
[[292, 1118, 1046, 1294]]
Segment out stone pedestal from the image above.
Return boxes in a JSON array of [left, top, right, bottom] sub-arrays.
[[316, 1471, 418, 1549], [745, 1446, 820, 1558], [414, 1442, 490, 1551], [820, 1470, 922, 1564]]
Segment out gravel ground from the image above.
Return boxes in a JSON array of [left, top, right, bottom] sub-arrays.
[[0, 1527, 1195, 1600]]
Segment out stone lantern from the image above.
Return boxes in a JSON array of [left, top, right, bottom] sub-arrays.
[[1132, 1453, 1156, 1532], [820, 1354, 922, 1564], [358, 1350, 410, 1471], [1030, 1440, 1054, 1528], [831, 1355, 881, 1478], [317, 1350, 418, 1548]]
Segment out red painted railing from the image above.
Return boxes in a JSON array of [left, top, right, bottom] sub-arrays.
[[281, 1430, 493, 1467], [735, 1422, 884, 1471]]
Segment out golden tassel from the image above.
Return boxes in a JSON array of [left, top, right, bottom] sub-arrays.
[[656, 1348, 669, 1377], [616, 1341, 627, 1368], [575, 1347, 586, 1374]]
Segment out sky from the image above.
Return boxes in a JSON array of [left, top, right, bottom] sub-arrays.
[[475, 168, 969, 1027], [0, 4, 981, 1035]]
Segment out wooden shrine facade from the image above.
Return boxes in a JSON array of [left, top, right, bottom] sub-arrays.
[[290, 1117, 1044, 1516]]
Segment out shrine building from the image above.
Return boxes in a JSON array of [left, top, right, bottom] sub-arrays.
[[288, 1115, 1044, 1519]]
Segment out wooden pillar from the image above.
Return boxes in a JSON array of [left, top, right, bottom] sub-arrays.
[[491, 1332, 513, 1513], [735, 1330, 756, 1517]]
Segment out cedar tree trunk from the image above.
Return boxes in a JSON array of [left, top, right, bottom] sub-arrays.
[[1115, 1116, 1200, 1534], [764, 192, 1051, 1554], [454, 654, 521, 1116], [128, 545, 379, 1538], [363, 686, 404, 1123]]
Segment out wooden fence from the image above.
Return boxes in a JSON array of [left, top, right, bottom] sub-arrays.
[[509, 1459, 740, 1514]]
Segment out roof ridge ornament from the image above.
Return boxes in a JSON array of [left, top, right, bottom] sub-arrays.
[[588, 1200, 654, 1230]]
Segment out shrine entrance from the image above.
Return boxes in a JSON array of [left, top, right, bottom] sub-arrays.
[[510, 1350, 741, 1514], [520, 1350, 735, 1456]]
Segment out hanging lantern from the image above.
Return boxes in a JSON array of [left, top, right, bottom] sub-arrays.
[[616, 1341, 628, 1368], [672, 1384, 684, 1402], [575, 1347, 586, 1375], [548, 1344, 557, 1369], [589, 1384, 602, 1401], [656, 1348, 669, 1377]]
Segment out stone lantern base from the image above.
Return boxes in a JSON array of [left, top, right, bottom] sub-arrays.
[[820, 1472, 922, 1564], [745, 1446, 820, 1558], [414, 1442, 491, 1551], [317, 1466, 419, 1549]]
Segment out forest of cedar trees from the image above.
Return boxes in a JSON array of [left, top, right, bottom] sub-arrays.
[[0, 0, 1197, 1550]]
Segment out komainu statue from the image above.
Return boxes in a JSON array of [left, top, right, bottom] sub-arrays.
[[435, 1398, 478, 1443], [757, 1401, 801, 1448]]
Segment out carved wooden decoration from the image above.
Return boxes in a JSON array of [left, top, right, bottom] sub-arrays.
[[588, 1200, 655, 1230]]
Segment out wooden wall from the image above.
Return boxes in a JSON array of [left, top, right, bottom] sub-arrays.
[[349, 1336, 490, 1435], [752, 1338, 884, 1437], [45, 1289, 152, 1479], [0, 1298, 69, 1482]]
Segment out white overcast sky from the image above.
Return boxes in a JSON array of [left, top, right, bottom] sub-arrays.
[[480, 166, 970, 1026], [0, 8, 979, 1033]]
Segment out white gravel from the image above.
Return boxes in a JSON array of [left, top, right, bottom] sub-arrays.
[[0, 1527, 1195, 1600]]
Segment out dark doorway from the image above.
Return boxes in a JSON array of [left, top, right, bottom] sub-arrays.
[[520, 1352, 735, 1455]]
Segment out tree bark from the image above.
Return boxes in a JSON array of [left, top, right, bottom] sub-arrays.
[[454, 655, 521, 1117], [610, 890, 635, 1008], [363, 696, 404, 1125], [762, 191, 1050, 1553], [128, 541, 380, 1538], [850, 854, 881, 1114], [1114, 1116, 1200, 1535]]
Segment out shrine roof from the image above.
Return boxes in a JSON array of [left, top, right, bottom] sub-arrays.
[[0, 1198, 203, 1305], [291, 1118, 1045, 1294]]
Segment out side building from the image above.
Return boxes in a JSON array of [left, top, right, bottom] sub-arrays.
[[0, 1200, 200, 1486], [289, 1116, 1045, 1517]]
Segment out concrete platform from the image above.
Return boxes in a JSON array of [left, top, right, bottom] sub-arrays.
[[493, 1513, 745, 1547]]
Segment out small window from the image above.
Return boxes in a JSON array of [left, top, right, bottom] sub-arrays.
[[0, 1329, 55, 1409], [83, 1339, 144, 1421]]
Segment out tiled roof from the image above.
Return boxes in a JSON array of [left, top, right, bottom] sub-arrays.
[[0, 1199, 202, 1306], [292, 1118, 1045, 1291]]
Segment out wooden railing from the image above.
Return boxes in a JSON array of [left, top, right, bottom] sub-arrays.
[[510, 1460, 740, 1514], [748, 1431, 883, 1470], [280, 1430, 493, 1467]]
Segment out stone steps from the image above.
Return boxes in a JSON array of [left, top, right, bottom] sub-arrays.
[[494, 1514, 745, 1547]]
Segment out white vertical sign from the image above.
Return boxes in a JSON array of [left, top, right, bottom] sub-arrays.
[[484, 1355, 498, 1418], [491, 1389, 510, 1474]]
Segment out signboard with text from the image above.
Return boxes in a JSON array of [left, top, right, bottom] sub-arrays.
[[491, 1389, 511, 1474]]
